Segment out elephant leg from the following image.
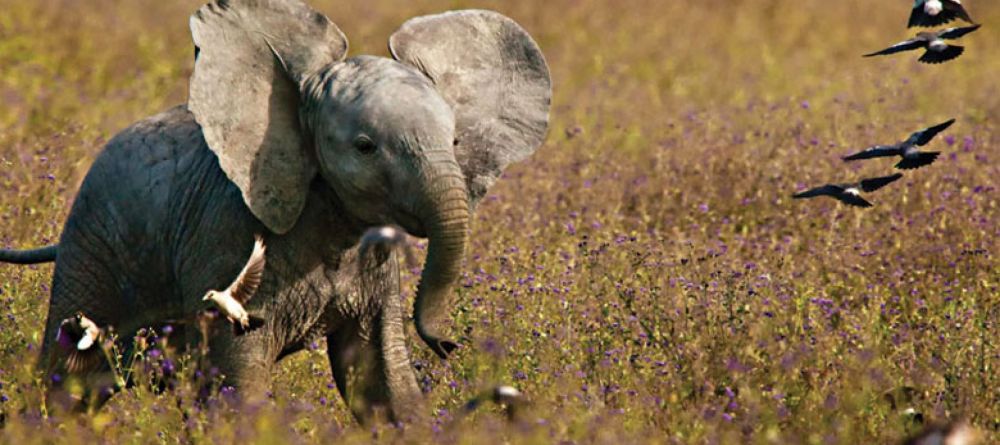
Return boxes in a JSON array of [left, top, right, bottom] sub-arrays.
[[204, 331, 273, 403], [327, 322, 389, 423], [375, 291, 424, 423], [327, 302, 422, 424]]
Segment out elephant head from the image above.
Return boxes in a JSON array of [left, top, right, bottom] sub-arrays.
[[187, 0, 551, 359]]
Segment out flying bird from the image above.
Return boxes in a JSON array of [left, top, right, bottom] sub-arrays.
[[460, 385, 528, 422], [843, 119, 955, 170], [909, 0, 975, 28], [202, 234, 266, 335], [793, 174, 904, 208], [864, 25, 981, 64], [901, 420, 981, 445], [55, 312, 105, 373]]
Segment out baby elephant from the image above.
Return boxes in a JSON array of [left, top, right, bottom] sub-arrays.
[[0, 0, 550, 423]]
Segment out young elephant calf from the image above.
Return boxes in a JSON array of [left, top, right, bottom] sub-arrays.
[[0, 0, 550, 422]]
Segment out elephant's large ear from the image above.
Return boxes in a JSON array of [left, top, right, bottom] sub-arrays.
[[189, 0, 348, 234], [389, 10, 551, 206]]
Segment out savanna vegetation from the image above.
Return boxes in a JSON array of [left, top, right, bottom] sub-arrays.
[[1, 0, 997, 443]]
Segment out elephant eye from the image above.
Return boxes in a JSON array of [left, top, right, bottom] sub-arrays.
[[353, 136, 377, 155]]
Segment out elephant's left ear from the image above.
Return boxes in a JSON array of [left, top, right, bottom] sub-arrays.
[[189, 0, 348, 234], [389, 10, 552, 206]]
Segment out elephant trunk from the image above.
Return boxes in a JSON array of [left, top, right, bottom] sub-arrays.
[[413, 158, 469, 359]]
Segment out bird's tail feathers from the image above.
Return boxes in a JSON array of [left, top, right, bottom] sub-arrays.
[[65, 349, 105, 374], [233, 316, 266, 336], [895, 152, 940, 170], [919, 45, 964, 64]]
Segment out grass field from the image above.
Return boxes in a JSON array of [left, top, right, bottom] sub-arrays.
[[1, 0, 998, 443]]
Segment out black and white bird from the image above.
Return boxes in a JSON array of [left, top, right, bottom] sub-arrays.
[[901, 420, 981, 445], [460, 385, 527, 422], [909, 0, 975, 28], [55, 312, 105, 373], [202, 234, 266, 335], [864, 25, 981, 64], [793, 174, 903, 208], [843, 119, 955, 170]]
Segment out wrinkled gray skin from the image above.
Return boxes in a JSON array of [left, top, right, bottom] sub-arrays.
[[4, 0, 550, 423]]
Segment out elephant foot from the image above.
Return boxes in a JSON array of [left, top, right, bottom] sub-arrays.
[[201, 328, 275, 405]]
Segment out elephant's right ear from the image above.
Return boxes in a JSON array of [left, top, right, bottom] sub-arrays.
[[389, 10, 552, 207], [189, 0, 348, 234]]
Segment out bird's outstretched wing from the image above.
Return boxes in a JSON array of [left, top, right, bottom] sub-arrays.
[[860, 173, 903, 192], [919, 45, 964, 64], [833, 193, 873, 208], [906, 119, 955, 146], [843, 145, 901, 161], [944, 1, 975, 24], [793, 185, 839, 199], [938, 24, 981, 40], [228, 234, 266, 304], [55, 317, 79, 348], [864, 39, 924, 57]]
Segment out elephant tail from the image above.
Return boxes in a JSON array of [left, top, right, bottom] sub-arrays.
[[0, 245, 58, 264]]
